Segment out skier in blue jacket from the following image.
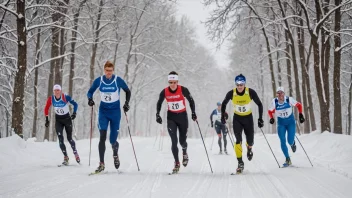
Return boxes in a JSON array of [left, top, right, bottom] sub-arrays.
[[87, 61, 131, 173]]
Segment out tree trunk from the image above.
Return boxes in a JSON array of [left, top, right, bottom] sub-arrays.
[[12, 0, 27, 138], [273, 26, 282, 86], [305, 44, 317, 131], [90, 0, 104, 85], [32, 28, 41, 138], [333, 0, 342, 134], [348, 78, 352, 135], [285, 32, 293, 96], [69, 0, 87, 97], [297, 19, 310, 133]]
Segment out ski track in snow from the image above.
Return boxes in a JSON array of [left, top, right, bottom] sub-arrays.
[[0, 132, 351, 198]]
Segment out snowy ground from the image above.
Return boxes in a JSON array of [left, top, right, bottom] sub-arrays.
[[0, 131, 351, 198]]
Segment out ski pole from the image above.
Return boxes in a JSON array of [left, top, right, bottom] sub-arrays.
[[124, 111, 140, 171], [153, 124, 160, 148], [196, 120, 213, 173], [227, 126, 235, 148], [259, 128, 281, 168], [89, 106, 93, 166], [210, 129, 215, 151], [295, 135, 313, 167]]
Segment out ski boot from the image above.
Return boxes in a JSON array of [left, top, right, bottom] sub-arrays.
[[247, 146, 253, 161], [182, 153, 189, 167], [236, 161, 244, 174], [62, 156, 69, 166], [291, 141, 296, 153], [95, 162, 105, 173], [113, 155, 120, 169], [171, 162, 180, 174], [74, 152, 80, 164], [224, 149, 228, 155], [219, 150, 223, 155], [283, 157, 292, 167]]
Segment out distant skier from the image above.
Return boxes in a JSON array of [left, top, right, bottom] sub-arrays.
[[221, 74, 263, 174], [268, 87, 305, 167], [210, 102, 229, 154], [156, 71, 197, 174], [44, 84, 80, 165], [87, 61, 131, 173]]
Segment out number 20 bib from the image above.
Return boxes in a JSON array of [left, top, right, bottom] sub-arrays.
[[165, 85, 186, 113]]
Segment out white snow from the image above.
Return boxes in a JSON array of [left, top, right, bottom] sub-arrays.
[[19, 41, 25, 46], [18, 13, 24, 19], [0, 131, 351, 197]]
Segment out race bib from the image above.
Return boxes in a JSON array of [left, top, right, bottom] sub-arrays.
[[276, 108, 293, 118], [54, 106, 69, 115], [235, 104, 251, 113], [167, 101, 185, 112], [100, 91, 119, 103]]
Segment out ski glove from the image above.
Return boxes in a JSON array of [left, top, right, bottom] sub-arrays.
[[299, 113, 305, 123], [269, 118, 275, 124], [71, 112, 76, 120], [224, 112, 229, 120], [45, 116, 50, 127], [258, 118, 264, 128], [156, 113, 162, 124], [191, 112, 197, 121], [123, 102, 130, 112], [88, 98, 95, 106], [211, 121, 213, 128], [221, 115, 226, 124]]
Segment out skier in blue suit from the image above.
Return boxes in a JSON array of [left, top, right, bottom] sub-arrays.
[[268, 87, 305, 167], [210, 102, 229, 154], [87, 61, 131, 173]]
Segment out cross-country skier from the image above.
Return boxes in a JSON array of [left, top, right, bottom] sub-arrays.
[[268, 87, 305, 167], [87, 61, 131, 173], [156, 71, 197, 174], [221, 74, 263, 174], [210, 102, 229, 154], [44, 84, 80, 165]]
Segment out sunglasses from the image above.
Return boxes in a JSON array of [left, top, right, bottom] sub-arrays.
[[236, 84, 244, 86], [168, 81, 177, 84], [277, 91, 284, 94]]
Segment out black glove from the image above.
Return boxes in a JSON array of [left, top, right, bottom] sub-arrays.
[[299, 113, 305, 123], [156, 113, 162, 124], [88, 98, 95, 106], [45, 116, 50, 127], [123, 102, 130, 112], [221, 115, 226, 124], [224, 112, 229, 120], [191, 112, 197, 121], [269, 118, 275, 124], [71, 112, 76, 120], [258, 118, 264, 128], [211, 121, 213, 128]]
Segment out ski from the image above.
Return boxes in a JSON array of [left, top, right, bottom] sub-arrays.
[[89, 171, 107, 176]]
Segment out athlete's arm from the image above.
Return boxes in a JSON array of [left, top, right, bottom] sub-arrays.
[[87, 77, 100, 99], [289, 97, 303, 113], [210, 110, 216, 123], [221, 90, 233, 115], [44, 97, 52, 116], [65, 95, 78, 113], [118, 77, 131, 103], [268, 99, 276, 118], [156, 89, 165, 114], [182, 87, 195, 113], [249, 88, 263, 119]]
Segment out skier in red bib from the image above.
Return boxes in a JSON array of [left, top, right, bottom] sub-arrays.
[[156, 71, 197, 174]]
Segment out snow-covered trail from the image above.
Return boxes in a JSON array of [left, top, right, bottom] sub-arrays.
[[0, 131, 351, 198]]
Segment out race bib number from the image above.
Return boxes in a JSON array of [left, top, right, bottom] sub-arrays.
[[277, 108, 292, 118], [235, 104, 251, 113], [167, 101, 185, 111], [54, 106, 69, 115], [100, 91, 119, 103]]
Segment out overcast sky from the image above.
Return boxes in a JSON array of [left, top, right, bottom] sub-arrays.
[[176, 0, 231, 69]]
